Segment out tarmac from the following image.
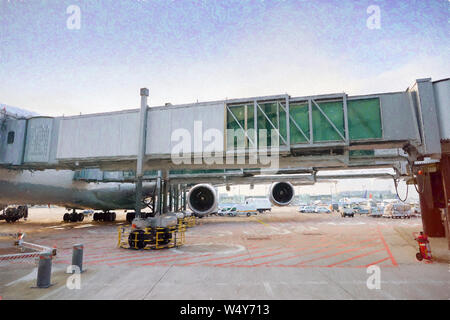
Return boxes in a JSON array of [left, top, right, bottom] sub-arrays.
[[0, 207, 449, 300]]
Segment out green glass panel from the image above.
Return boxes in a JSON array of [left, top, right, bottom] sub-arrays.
[[228, 105, 245, 129], [289, 102, 309, 144], [279, 103, 287, 145], [246, 104, 256, 147], [349, 150, 375, 157], [257, 102, 278, 148], [348, 98, 382, 140], [226, 105, 245, 149], [312, 101, 344, 142], [169, 169, 239, 174]]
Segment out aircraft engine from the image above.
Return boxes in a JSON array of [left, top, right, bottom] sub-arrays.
[[187, 184, 218, 216], [268, 182, 295, 206]]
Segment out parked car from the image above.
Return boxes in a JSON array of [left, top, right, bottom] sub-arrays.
[[218, 206, 233, 216], [300, 206, 316, 213], [315, 206, 331, 214], [353, 206, 369, 215], [339, 205, 355, 217]]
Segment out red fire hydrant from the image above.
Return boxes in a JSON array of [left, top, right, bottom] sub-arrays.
[[414, 232, 432, 262]]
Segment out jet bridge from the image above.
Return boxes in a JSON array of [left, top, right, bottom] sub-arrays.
[[0, 78, 448, 172], [1, 76, 450, 245]]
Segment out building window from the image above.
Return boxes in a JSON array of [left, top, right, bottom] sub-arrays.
[[7, 131, 14, 144]]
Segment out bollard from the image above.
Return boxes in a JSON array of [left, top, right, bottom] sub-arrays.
[[36, 252, 52, 288], [71, 244, 84, 273]]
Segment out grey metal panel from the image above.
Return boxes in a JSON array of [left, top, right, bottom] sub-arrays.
[[378, 92, 421, 143], [24, 117, 54, 163], [56, 111, 139, 160], [146, 102, 225, 156], [409, 79, 442, 157], [47, 118, 61, 164], [433, 79, 450, 140], [0, 119, 27, 165]]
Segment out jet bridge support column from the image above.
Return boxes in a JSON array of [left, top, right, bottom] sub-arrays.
[[135, 88, 149, 219], [418, 166, 446, 238], [162, 170, 169, 213], [182, 185, 187, 211], [439, 152, 450, 249]]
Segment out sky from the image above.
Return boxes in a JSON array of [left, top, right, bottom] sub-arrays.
[[1, 0, 448, 116], [1, 0, 448, 195]]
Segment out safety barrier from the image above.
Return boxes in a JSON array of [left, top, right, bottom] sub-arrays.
[[118, 224, 186, 250], [178, 216, 196, 228], [0, 234, 56, 266]]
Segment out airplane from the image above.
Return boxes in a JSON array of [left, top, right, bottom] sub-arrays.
[[0, 167, 157, 223], [0, 162, 296, 222]]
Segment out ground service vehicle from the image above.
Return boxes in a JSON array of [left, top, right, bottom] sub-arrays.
[[339, 205, 355, 217], [245, 198, 272, 213]]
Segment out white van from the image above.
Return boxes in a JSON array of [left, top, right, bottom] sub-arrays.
[[227, 204, 259, 217], [245, 198, 272, 213]]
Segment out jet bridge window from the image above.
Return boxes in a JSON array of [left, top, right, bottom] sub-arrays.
[[7, 131, 15, 144]]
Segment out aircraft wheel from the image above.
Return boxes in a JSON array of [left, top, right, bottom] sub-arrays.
[[111, 212, 116, 222], [97, 212, 104, 221], [105, 212, 113, 222], [126, 212, 135, 223], [78, 213, 84, 222], [63, 213, 70, 222], [93, 212, 98, 221], [70, 213, 78, 222]]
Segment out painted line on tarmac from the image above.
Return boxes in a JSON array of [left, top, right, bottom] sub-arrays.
[[237, 238, 338, 267], [377, 226, 398, 266], [362, 257, 391, 268], [106, 252, 184, 266], [252, 237, 380, 268], [212, 240, 333, 267], [326, 248, 385, 267], [291, 242, 381, 267], [141, 253, 214, 266], [175, 245, 268, 266]]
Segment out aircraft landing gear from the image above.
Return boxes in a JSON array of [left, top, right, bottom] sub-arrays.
[[93, 211, 116, 222], [125, 211, 155, 224], [1, 206, 28, 223], [63, 209, 84, 222]]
